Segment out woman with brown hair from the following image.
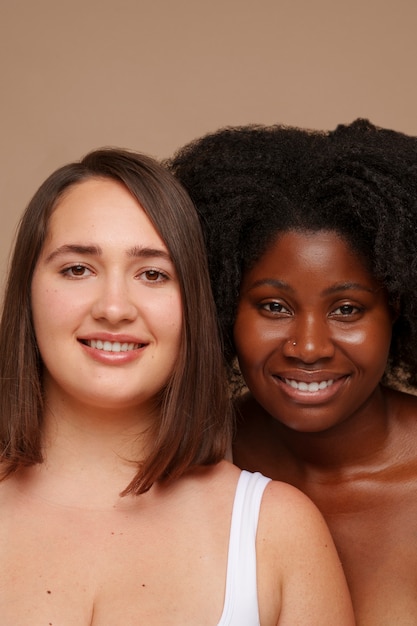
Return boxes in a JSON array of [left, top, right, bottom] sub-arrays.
[[0, 148, 354, 624]]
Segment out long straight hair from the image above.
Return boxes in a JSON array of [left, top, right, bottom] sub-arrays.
[[0, 148, 231, 494]]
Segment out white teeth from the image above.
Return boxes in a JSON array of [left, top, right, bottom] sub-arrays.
[[284, 378, 334, 392], [88, 339, 138, 352]]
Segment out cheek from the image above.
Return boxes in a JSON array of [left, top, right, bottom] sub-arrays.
[[234, 311, 277, 374], [31, 284, 84, 357], [155, 293, 183, 350], [337, 317, 392, 376], [234, 303, 289, 346], [32, 287, 74, 322], [366, 323, 393, 375], [31, 285, 54, 340], [165, 293, 182, 326], [233, 311, 259, 362]]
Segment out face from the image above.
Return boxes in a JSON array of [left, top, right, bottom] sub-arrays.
[[31, 178, 182, 419], [234, 230, 394, 432]]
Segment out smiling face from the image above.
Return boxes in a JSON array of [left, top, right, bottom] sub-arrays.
[[233, 230, 394, 432], [31, 177, 182, 419]]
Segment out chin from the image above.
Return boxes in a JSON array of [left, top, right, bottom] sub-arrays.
[[279, 415, 343, 434]]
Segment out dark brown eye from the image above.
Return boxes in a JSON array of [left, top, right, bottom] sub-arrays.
[[62, 264, 91, 278], [331, 304, 363, 317], [137, 268, 169, 283], [335, 305, 356, 315], [144, 270, 160, 281], [71, 265, 86, 276], [260, 301, 291, 315]]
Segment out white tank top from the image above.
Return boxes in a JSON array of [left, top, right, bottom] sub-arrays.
[[217, 470, 271, 625]]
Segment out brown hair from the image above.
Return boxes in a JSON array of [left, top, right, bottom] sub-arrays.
[[0, 148, 231, 494]]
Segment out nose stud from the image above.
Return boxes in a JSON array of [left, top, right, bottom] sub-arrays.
[[288, 339, 297, 346]]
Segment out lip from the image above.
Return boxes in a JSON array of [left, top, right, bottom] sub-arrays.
[[78, 333, 149, 364], [271, 372, 349, 404]]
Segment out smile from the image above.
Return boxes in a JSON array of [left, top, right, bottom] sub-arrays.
[[85, 339, 142, 352], [284, 378, 334, 392]]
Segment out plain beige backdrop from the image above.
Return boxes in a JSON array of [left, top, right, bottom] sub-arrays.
[[1, 0, 417, 293]]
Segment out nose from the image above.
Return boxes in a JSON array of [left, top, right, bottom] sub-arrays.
[[91, 273, 138, 325], [283, 314, 334, 363]]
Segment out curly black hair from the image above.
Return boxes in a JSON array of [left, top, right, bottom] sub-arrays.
[[167, 119, 417, 389]]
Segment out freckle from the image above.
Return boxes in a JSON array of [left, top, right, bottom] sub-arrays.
[[111, 531, 115, 535], [142, 583, 146, 587], [47, 590, 52, 594]]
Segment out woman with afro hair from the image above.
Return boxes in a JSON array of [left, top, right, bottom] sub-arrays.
[[168, 119, 417, 626]]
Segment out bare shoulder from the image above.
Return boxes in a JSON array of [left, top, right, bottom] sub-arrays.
[[261, 478, 328, 518], [258, 479, 333, 550], [256, 480, 355, 626]]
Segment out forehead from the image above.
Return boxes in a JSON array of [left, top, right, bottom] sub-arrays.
[[45, 178, 166, 250], [267, 228, 362, 258], [246, 229, 376, 284]]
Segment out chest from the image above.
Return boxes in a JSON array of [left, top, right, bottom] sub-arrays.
[[0, 498, 228, 626], [315, 480, 417, 626], [236, 424, 417, 625]]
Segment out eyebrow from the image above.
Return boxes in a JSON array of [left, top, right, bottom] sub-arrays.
[[322, 282, 375, 295], [245, 278, 375, 295], [45, 244, 171, 263], [246, 278, 294, 293]]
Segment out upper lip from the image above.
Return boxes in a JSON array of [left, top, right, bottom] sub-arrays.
[[272, 371, 346, 384]]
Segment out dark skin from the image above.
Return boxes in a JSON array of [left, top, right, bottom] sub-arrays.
[[233, 230, 417, 626]]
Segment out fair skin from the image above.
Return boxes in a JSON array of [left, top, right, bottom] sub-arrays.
[[234, 230, 417, 626], [0, 187, 354, 624]]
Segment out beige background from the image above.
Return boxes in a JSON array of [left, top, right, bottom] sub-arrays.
[[1, 0, 417, 293]]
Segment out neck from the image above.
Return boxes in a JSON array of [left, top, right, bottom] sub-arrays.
[[20, 395, 156, 510], [237, 385, 393, 475]]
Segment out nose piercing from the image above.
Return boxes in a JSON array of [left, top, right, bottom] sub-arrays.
[[288, 339, 297, 346]]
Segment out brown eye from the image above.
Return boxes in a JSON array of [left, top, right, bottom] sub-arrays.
[[145, 270, 160, 281], [139, 269, 169, 283], [71, 265, 86, 276], [259, 301, 291, 315], [62, 264, 91, 278], [334, 305, 356, 315], [331, 304, 364, 318]]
